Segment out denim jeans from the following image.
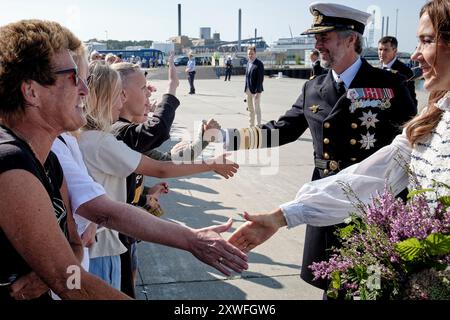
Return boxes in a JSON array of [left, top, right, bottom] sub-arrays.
[[89, 255, 121, 290]]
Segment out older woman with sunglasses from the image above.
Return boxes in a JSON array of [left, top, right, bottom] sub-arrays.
[[0, 20, 130, 300]]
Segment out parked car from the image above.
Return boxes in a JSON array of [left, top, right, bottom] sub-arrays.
[[195, 56, 212, 66], [174, 56, 189, 66]]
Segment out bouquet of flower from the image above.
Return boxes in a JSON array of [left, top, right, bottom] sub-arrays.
[[310, 180, 450, 300]]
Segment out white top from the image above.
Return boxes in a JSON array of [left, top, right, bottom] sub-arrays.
[[410, 92, 450, 206], [79, 130, 142, 258], [51, 132, 105, 236], [51, 132, 106, 273], [187, 59, 196, 72], [280, 92, 450, 228]]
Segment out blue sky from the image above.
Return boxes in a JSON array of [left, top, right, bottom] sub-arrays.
[[1, 0, 426, 52]]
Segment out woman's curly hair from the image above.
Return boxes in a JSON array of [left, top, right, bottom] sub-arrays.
[[0, 19, 81, 124]]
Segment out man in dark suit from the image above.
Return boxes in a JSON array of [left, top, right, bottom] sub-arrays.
[[310, 49, 326, 77], [220, 2, 417, 298], [245, 46, 265, 126], [378, 36, 418, 107]]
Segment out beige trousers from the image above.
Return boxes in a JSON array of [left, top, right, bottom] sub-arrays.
[[246, 90, 262, 127]]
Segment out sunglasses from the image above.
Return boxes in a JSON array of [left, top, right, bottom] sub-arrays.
[[54, 67, 88, 88]]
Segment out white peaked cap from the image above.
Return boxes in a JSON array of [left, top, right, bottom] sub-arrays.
[[302, 2, 373, 35]]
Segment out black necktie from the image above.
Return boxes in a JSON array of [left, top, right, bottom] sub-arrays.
[[336, 79, 346, 96]]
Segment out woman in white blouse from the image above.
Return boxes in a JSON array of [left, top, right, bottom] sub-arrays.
[[229, 0, 450, 253]]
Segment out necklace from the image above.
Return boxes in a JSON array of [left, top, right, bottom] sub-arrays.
[[11, 129, 39, 159], [11, 128, 53, 183]]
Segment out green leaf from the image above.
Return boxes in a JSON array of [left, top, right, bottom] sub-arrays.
[[407, 188, 434, 200], [327, 289, 339, 300], [424, 233, 450, 256], [359, 285, 368, 300], [339, 224, 356, 239], [331, 271, 341, 290], [395, 238, 423, 261], [438, 196, 450, 209]]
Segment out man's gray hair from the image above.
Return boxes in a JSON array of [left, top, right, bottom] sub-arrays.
[[337, 30, 363, 54]]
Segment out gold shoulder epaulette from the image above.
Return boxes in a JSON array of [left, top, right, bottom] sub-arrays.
[[309, 75, 317, 80]]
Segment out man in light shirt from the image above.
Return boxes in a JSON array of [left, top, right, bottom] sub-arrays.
[[186, 54, 196, 94]]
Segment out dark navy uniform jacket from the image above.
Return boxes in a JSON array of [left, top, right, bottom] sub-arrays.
[[262, 58, 416, 180], [257, 58, 417, 289]]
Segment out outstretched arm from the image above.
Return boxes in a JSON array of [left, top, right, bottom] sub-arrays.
[[0, 171, 129, 300], [77, 196, 248, 276], [136, 152, 239, 179], [228, 209, 287, 252], [167, 52, 179, 96], [170, 118, 221, 161]]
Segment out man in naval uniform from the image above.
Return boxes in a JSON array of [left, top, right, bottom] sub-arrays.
[[378, 36, 418, 107], [221, 2, 417, 297]]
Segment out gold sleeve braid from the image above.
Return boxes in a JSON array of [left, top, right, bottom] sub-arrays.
[[226, 127, 265, 150], [235, 127, 262, 150], [248, 127, 254, 149]]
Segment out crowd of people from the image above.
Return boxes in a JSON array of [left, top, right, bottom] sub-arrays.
[[0, 0, 449, 300], [0, 20, 246, 300]]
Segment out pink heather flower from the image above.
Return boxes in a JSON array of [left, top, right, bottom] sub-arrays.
[[310, 180, 450, 300], [310, 255, 354, 280]]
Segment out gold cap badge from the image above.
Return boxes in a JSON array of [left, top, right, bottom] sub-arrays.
[[313, 10, 324, 25]]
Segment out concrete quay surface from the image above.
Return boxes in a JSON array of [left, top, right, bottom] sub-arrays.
[[135, 74, 428, 300]]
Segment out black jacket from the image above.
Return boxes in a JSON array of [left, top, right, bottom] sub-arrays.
[[112, 94, 180, 153], [390, 59, 418, 107], [245, 58, 264, 94], [311, 60, 327, 77]]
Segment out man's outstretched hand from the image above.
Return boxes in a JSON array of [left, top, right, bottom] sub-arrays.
[[190, 218, 248, 276]]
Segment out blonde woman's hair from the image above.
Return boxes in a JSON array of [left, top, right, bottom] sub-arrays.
[[406, 0, 450, 145], [110, 62, 142, 88], [84, 61, 122, 132]]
